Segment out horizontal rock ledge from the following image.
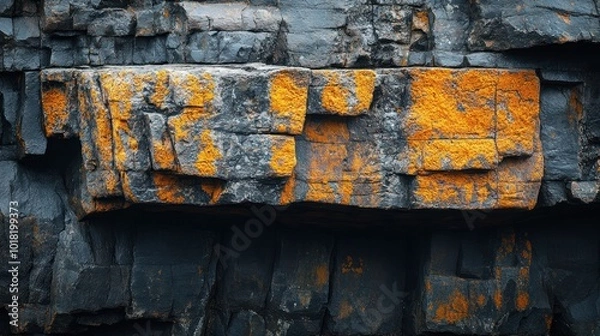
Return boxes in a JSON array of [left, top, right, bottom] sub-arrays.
[[40, 64, 542, 217]]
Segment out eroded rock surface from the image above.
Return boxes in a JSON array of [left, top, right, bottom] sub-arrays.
[[1, 0, 600, 335], [41, 66, 543, 216]]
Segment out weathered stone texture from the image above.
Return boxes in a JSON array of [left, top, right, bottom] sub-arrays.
[[40, 66, 544, 216]]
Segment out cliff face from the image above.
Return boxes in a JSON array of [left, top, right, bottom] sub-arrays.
[[0, 0, 599, 335]]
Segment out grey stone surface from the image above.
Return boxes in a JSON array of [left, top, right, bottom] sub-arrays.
[[17, 72, 47, 156], [88, 9, 135, 36], [540, 84, 583, 180], [468, 1, 600, 51]]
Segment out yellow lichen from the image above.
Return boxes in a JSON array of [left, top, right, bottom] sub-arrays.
[[321, 72, 350, 115], [150, 137, 176, 171], [100, 70, 135, 171], [269, 137, 296, 177], [150, 70, 170, 109], [493, 290, 503, 309], [568, 87, 583, 124], [169, 72, 215, 142], [557, 12, 571, 24], [341, 256, 364, 275], [200, 179, 225, 204], [303, 118, 350, 144], [420, 139, 498, 171], [280, 174, 296, 204], [305, 181, 336, 203], [413, 172, 497, 208], [41, 87, 68, 136], [516, 292, 529, 311], [353, 70, 376, 113], [476, 294, 486, 307], [307, 143, 347, 181], [269, 71, 308, 134], [412, 10, 430, 32], [152, 173, 185, 203], [196, 129, 222, 177], [338, 180, 354, 204], [433, 290, 469, 324], [315, 264, 329, 287], [409, 68, 496, 140]]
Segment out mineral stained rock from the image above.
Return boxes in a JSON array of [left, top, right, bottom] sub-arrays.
[[41, 66, 543, 217], [1, 0, 600, 335]]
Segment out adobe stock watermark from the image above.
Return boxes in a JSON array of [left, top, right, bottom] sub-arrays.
[[213, 204, 285, 270], [462, 208, 493, 231], [7, 200, 20, 329], [351, 281, 409, 334]]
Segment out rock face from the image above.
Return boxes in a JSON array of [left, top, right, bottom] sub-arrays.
[[0, 0, 600, 335], [40, 66, 543, 216]]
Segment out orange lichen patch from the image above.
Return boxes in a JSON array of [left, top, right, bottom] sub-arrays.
[[498, 151, 544, 184], [303, 118, 350, 144], [496, 70, 540, 157], [497, 181, 540, 209], [568, 87, 583, 124], [269, 71, 309, 135], [523, 239, 532, 262], [476, 294, 486, 307], [200, 179, 224, 204], [321, 72, 350, 115], [519, 267, 529, 279], [78, 72, 116, 176], [341, 256, 364, 275], [353, 70, 376, 112], [557, 12, 571, 24], [516, 292, 529, 311], [338, 301, 354, 319], [433, 290, 469, 324], [280, 175, 296, 204], [409, 68, 496, 140], [412, 172, 497, 209], [404, 140, 424, 175], [102, 170, 121, 197], [150, 70, 170, 109], [120, 172, 139, 203], [499, 231, 516, 257], [99, 70, 139, 171], [306, 143, 347, 180], [269, 137, 296, 177], [149, 133, 177, 171], [152, 173, 186, 204], [305, 181, 336, 203], [169, 73, 216, 142], [412, 10, 430, 32], [493, 290, 503, 309], [315, 264, 329, 287], [343, 143, 381, 182], [338, 180, 354, 204], [195, 129, 222, 177], [41, 86, 69, 136], [92, 198, 128, 214], [420, 139, 499, 171]]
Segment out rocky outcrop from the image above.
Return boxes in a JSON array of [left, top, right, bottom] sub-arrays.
[[41, 65, 543, 217], [1, 0, 600, 335]]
